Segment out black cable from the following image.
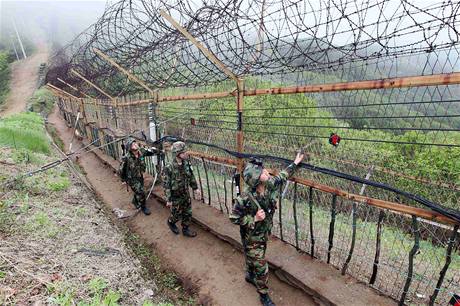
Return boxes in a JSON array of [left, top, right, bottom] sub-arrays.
[[173, 137, 460, 224], [8, 128, 458, 223]]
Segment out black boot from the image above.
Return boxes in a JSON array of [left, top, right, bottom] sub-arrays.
[[182, 226, 197, 237], [259, 293, 276, 306], [167, 220, 179, 235], [141, 205, 151, 215], [245, 271, 256, 287]]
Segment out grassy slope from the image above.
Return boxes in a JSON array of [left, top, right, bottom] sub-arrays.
[[0, 111, 195, 305]]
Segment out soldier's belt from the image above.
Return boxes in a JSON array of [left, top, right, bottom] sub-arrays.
[[171, 189, 189, 197]]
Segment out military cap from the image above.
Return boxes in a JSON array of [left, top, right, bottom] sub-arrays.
[[125, 138, 136, 151], [171, 141, 186, 154], [243, 162, 263, 188]]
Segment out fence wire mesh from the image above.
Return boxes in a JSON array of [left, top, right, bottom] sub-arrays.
[[50, 0, 459, 305]]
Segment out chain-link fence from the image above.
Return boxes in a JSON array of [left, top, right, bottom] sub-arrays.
[[51, 1, 459, 304]]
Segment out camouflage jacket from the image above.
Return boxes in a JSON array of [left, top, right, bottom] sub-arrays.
[[229, 163, 298, 237], [124, 147, 159, 181], [163, 158, 198, 202]]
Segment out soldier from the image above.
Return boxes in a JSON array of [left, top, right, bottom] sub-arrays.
[[163, 141, 201, 237], [120, 138, 160, 215], [230, 152, 304, 306]]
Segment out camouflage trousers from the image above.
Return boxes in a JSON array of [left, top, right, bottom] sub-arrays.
[[127, 177, 146, 208], [168, 193, 192, 227], [241, 230, 269, 294]]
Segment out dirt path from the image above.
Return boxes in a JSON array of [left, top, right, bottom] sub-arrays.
[[1, 44, 48, 116], [48, 106, 317, 306]]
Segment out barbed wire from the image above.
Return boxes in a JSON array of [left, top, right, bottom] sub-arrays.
[[46, 0, 460, 91], [48, 1, 460, 304]]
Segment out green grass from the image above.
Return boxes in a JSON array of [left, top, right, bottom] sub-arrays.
[[46, 174, 71, 192], [49, 285, 75, 306], [88, 277, 108, 294], [24, 210, 60, 238], [48, 278, 121, 306], [11, 148, 42, 164], [28, 87, 56, 116], [0, 112, 49, 153], [3, 163, 70, 195]]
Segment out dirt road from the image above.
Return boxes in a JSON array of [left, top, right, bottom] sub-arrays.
[[1, 45, 48, 116], [48, 106, 317, 306]]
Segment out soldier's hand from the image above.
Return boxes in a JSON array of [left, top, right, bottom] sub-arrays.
[[294, 152, 305, 165], [254, 209, 266, 222], [194, 189, 202, 201], [166, 201, 172, 208]]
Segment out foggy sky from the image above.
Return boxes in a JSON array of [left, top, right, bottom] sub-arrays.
[[0, 1, 107, 47]]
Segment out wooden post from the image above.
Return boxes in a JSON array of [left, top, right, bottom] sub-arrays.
[[46, 87, 68, 100], [79, 99, 86, 123], [159, 10, 238, 82], [111, 98, 118, 129], [70, 69, 117, 129], [160, 8, 243, 187], [93, 48, 155, 95], [93, 98, 103, 129], [46, 83, 80, 100], [70, 69, 115, 100], [57, 77, 93, 98], [97, 127, 106, 154]]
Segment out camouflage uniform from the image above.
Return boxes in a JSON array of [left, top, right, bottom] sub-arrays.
[[163, 143, 198, 228], [230, 161, 298, 295], [123, 139, 159, 210]]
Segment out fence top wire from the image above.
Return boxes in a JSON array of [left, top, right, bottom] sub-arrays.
[[46, 0, 460, 91]]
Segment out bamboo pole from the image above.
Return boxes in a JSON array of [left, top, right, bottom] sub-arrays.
[[244, 72, 460, 96], [115, 72, 460, 105]]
